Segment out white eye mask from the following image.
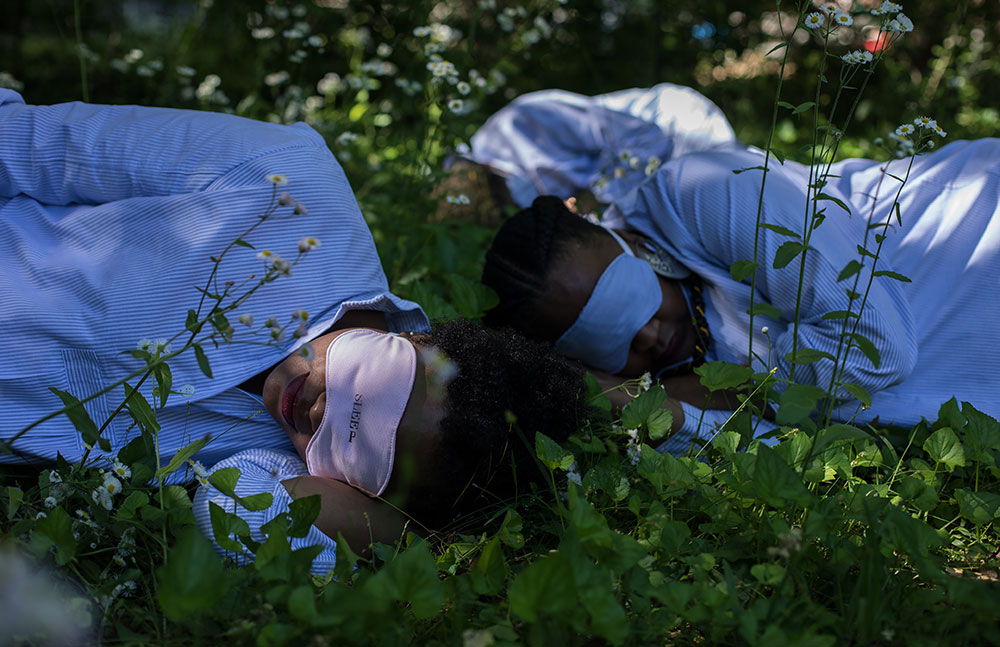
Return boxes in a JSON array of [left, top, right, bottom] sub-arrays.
[[304, 329, 417, 496]]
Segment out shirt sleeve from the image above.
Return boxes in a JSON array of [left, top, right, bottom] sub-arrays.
[[613, 150, 918, 397], [656, 401, 779, 455], [193, 448, 338, 576], [0, 92, 326, 205]]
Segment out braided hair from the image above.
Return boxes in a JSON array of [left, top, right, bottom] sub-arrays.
[[402, 318, 588, 528], [481, 196, 608, 337]]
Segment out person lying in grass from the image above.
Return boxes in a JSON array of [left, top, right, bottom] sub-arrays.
[[0, 90, 586, 570], [194, 319, 588, 571], [435, 82, 737, 225], [482, 136, 1000, 450]]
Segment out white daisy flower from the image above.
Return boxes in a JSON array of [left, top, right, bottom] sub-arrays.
[[278, 192, 294, 206], [926, 140, 935, 149], [804, 12, 824, 28], [112, 554, 127, 568], [48, 470, 63, 484], [297, 236, 321, 252], [913, 116, 937, 129], [293, 201, 308, 216], [238, 313, 254, 327], [189, 460, 209, 479], [137, 338, 152, 351], [179, 384, 195, 398], [833, 11, 853, 26], [266, 174, 289, 186], [639, 372, 653, 392], [413, 26, 431, 37], [895, 123, 915, 136], [111, 461, 131, 479], [761, 326, 770, 335], [456, 81, 471, 95], [820, 2, 838, 12], [272, 257, 292, 276], [256, 249, 274, 262], [933, 125, 947, 138], [299, 343, 315, 360], [879, 0, 902, 14], [102, 474, 122, 496], [44, 496, 58, 509], [447, 98, 464, 113]]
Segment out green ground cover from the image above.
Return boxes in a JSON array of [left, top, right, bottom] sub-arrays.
[[2, 1, 1000, 645]]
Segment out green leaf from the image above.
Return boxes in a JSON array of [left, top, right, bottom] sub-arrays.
[[509, 553, 577, 621], [873, 270, 912, 283], [776, 100, 794, 109], [712, 431, 741, 456], [193, 344, 213, 379], [776, 384, 827, 426], [792, 101, 816, 115], [208, 501, 251, 552], [239, 492, 275, 512], [730, 259, 757, 282], [125, 383, 160, 433], [840, 382, 872, 408], [856, 245, 877, 259], [694, 361, 753, 392], [6, 486, 23, 520], [233, 238, 255, 249], [535, 433, 575, 471], [846, 332, 881, 369], [821, 310, 858, 321], [208, 467, 241, 498], [923, 427, 966, 471], [768, 42, 788, 55], [287, 585, 317, 623], [117, 490, 150, 519], [470, 536, 508, 596], [366, 541, 443, 619], [621, 387, 667, 430], [772, 241, 805, 269], [812, 424, 871, 455], [153, 362, 173, 408], [185, 309, 198, 332], [751, 563, 786, 586], [156, 529, 229, 620], [962, 402, 1000, 464], [155, 437, 210, 482], [759, 222, 801, 238], [815, 192, 851, 215], [747, 301, 782, 320], [287, 495, 322, 538], [497, 508, 524, 549], [743, 444, 811, 507], [784, 348, 835, 365], [48, 387, 101, 450], [34, 506, 76, 565], [955, 489, 1000, 526]]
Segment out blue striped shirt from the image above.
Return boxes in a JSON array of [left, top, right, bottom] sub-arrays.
[[606, 139, 1000, 428], [468, 83, 737, 207], [0, 89, 428, 472]]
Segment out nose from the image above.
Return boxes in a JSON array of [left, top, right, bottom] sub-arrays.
[[631, 318, 659, 355]]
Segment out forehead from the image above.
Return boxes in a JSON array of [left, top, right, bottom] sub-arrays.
[[539, 234, 622, 334]]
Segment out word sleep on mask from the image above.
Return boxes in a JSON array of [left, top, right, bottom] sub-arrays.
[[305, 329, 417, 496], [553, 227, 690, 374]]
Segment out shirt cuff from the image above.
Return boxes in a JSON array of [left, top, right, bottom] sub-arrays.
[[192, 448, 339, 575]]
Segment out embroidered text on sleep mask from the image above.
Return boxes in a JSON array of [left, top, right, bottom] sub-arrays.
[[305, 328, 417, 496]]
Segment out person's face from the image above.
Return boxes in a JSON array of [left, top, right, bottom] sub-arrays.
[[536, 230, 696, 378], [262, 329, 446, 500]]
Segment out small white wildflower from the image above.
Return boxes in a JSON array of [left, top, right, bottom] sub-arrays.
[[176, 65, 196, 77], [93, 488, 113, 510], [618, 149, 632, 162], [189, 460, 208, 478], [628, 155, 641, 170], [841, 51, 860, 65], [35, 511, 47, 520], [926, 140, 935, 149], [879, 0, 902, 14], [251, 27, 275, 39], [292, 322, 308, 339], [297, 236, 321, 252], [48, 470, 63, 484], [456, 81, 471, 95], [761, 325, 770, 335], [335, 131, 359, 147], [179, 384, 195, 398], [266, 173, 289, 186], [447, 98, 464, 113], [112, 554, 127, 568], [137, 338, 152, 351], [307, 35, 324, 47], [820, 2, 838, 12], [102, 474, 123, 497], [934, 125, 947, 138], [639, 372, 652, 392], [804, 12, 824, 28], [455, 193, 470, 205], [299, 343, 315, 360], [566, 468, 582, 487], [291, 309, 309, 321], [626, 444, 641, 467], [272, 256, 292, 275], [895, 123, 915, 136], [264, 71, 290, 87], [256, 249, 274, 262], [413, 26, 431, 37], [112, 581, 137, 598], [136, 65, 154, 78], [644, 155, 661, 176], [124, 48, 144, 64], [264, 315, 281, 329], [613, 167, 627, 179], [111, 460, 131, 480], [914, 116, 937, 129], [873, 137, 884, 146], [238, 313, 254, 327], [154, 339, 172, 354], [894, 13, 913, 32], [833, 11, 853, 26], [293, 201, 308, 216], [44, 496, 58, 509], [626, 428, 639, 442], [420, 345, 459, 386]]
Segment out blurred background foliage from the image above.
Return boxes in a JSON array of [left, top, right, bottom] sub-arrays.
[[2, 0, 999, 316]]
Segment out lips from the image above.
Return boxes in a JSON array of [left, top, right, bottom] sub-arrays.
[[281, 373, 309, 431]]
